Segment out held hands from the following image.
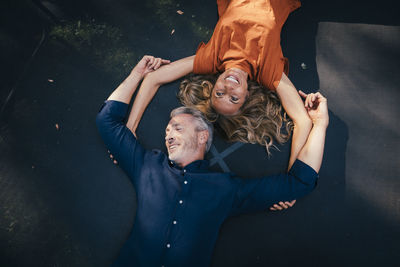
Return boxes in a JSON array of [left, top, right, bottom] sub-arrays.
[[299, 91, 329, 128], [131, 55, 170, 80]]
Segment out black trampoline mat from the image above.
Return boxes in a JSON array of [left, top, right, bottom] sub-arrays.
[[1, 0, 399, 266]]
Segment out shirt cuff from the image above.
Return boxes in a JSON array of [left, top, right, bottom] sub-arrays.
[[288, 159, 319, 185]]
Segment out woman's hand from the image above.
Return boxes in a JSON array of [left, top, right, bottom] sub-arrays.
[[299, 90, 329, 128], [131, 55, 170, 80]]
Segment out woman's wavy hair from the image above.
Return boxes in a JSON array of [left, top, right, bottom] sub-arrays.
[[178, 73, 293, 155]]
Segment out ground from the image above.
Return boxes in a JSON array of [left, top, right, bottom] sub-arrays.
[[0, 0, 399, 266]]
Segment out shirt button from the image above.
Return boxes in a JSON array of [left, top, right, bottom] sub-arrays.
[[166, 243, 171, 248], [184, 180, 188, 184], [179, 200, 183, 204], [173, 220, 177, 224]]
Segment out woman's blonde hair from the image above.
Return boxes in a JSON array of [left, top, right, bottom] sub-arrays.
[[178, 74, 293, 154]]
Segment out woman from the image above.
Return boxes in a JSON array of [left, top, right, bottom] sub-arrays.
[[127, 0, 311, 169]]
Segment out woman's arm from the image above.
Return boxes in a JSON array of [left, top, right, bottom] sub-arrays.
[[297, 91, 329, 173], [276, 73, 312, 170], [126, 55, 195, 133]]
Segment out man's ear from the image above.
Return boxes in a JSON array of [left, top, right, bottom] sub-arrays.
[[198, 130, 209, 145]]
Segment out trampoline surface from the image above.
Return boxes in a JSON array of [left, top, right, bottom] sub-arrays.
[[0, 0, 399, 266]]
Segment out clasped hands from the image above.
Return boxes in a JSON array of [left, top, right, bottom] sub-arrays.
[[299, 90, 329, 129], [130, 55, 170, 80]]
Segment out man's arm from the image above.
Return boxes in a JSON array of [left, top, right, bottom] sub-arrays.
[[96, 56, 170, 182], [126, 55, 195, 134], [276, 73, 312, 170], [230, 92, 329, 215], [230, 160, 318, 216]]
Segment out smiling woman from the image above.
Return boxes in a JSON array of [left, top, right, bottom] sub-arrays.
[[129, 0, 311, 166], [176, 0, 308, 159], [212, 68, 249, 114]]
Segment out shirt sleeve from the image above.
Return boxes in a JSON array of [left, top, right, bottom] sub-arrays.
[[193, 42, 216, 74], [95, 100, 146, 186], [229, 159, 318, 216]]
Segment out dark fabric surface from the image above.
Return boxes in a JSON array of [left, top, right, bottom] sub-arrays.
[[0, 0, 399, 266]]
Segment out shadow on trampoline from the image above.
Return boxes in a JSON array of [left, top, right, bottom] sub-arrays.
[[0, 0, 399, 266]]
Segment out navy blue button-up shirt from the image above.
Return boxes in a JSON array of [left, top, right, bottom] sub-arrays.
[[96, 100, 318, 267]]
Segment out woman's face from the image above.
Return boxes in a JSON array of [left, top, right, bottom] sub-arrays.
[[211, 68, 249, 115]]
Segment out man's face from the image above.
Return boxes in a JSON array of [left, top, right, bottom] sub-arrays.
[[211, 68, 249, 115], [165, 114, 200, 165]]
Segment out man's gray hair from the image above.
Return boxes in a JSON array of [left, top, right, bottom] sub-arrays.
[[170, 106, 213, 152]]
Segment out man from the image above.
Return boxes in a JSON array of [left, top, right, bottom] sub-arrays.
[[96, 56, 329, 266]]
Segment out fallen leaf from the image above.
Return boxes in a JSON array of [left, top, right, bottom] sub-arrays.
[[55, 123, 60, 130], [177, 10, 184, 15], [171, 29, 175, 35]]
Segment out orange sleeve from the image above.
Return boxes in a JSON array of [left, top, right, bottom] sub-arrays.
[[193, 42, 215, 74], [271, 57, 289, 90], [217, 0, 230, 17]]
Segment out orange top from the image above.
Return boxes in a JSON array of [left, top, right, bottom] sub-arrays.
[[194, 0, 301, 90]]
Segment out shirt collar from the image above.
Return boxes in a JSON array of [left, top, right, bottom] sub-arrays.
[[168, 159, 209, 173]]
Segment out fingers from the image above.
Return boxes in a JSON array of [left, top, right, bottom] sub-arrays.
[[269, 201, 293, 211], [148, 57, 157, 69], [279, 201, 288, 209], [298, 90, 307, 98], [305, 92, 327, 109], [299, 90, 314, 108], [142, 55, 153, 65], [305, 94, 314, 108], [269, 203, 282, 211], [299, 91, 327, 109], [314, 92, 327, 103], [147, 57, 156, 69], [147, 57, 170, 70], [153, 58, 163, 70]]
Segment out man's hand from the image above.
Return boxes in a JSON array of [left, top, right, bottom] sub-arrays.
[[131, 55, 170, 80], [269, 200, 296, 211], [299, 91, 329, 128]]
